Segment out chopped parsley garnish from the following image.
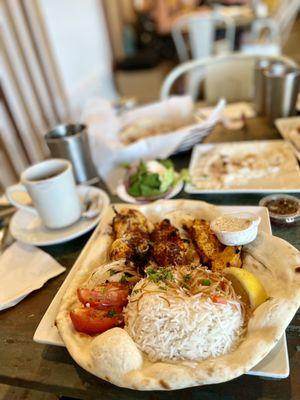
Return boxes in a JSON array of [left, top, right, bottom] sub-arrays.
[[201, 279, 211, 286], [183, 274, 192, 282], [107, 309, 117, 318], [181, 282, 190, 289], [146, 267, 174, 283]]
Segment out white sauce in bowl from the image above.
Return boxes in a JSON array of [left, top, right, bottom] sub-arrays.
[[213, 216, 252, 232], [211, 213, 261, 246]]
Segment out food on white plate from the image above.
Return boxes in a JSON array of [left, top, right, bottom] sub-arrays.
[[125, 266, 246, 362], [188, 219, 242, 272], [56, 200, 300, 390], [124, 159, 187, 200], [190, 141, 300, 190], [119, 117, 195, 145]]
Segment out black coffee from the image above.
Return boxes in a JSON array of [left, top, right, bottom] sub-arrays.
[[29, 166, 66, 182]]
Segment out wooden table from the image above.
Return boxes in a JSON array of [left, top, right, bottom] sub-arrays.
[[0, 119, 299, 400]]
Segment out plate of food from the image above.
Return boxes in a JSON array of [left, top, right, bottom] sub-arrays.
[[275, 117, 300, 161], [185, 140, 300, 194], [116, 160, 186, 204], [34, 200, 299, 390]]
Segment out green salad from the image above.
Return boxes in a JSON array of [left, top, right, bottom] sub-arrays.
[[126, 159, 188, 198]]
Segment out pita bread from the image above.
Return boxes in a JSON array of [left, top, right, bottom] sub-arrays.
[[56, 200, 300, 390]]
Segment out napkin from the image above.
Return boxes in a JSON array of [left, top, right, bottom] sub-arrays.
[[0, 242, 66, 311], [82, 96, 224, 194]]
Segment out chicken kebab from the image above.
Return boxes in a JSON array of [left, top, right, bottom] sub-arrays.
[[69, 207, 242, 335]]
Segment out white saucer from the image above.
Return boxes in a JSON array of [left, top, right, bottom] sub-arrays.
[[9, 186, 110, 246], [116, 181, 183, 204]]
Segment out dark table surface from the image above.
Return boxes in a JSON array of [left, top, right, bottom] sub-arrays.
[[0, 118, 299, 400]]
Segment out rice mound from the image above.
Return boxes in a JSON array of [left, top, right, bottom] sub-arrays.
[[125, 280, 244, 362]]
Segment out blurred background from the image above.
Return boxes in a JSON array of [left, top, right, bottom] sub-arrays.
[[1, 0, 300, 189]]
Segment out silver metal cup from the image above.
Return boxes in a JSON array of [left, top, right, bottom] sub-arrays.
[[254, 60, 287, 116], [254, 59, 272, 116], [264, 67, 300, 123], [45, 124, 99, 184]]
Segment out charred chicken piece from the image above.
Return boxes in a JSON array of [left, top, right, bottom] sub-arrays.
[[212, 246, 242, 271], [189, 219, 242, 271], [151, 219, 199, 268], [110, 208, 151, 272], [110, 232, 150, 264], [189, 219, 223, 265], [112, 208, 149, 239]]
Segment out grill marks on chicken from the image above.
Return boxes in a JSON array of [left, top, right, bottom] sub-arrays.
[[109, 208, 242, 273], [188, 219, 242, 272], [112, 209, 149, 238], [110, 209, 151, 270], [151, 219, 200, 268]]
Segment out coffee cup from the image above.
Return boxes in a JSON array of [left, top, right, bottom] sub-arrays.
[[6, 159, 81, 229]]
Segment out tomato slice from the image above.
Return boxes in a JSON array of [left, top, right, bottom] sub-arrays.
[[77, 282, 129, 309], [211, 295, 227, 304], [70, 307, 124, 335]]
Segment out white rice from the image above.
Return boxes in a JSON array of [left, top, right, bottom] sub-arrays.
[[125, 280, 244, 362]]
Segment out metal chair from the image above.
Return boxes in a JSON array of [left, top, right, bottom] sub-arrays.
[[171, 11, 236, 62], [160, 53, 297, 103], [242, 0, 300, 56], [171, 12, 236, 99]]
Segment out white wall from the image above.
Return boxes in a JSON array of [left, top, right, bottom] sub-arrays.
[[40, 0, 117, 117]]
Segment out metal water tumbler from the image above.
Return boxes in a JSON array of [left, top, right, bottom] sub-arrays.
[[45, 124, 99, 184], [254, 60, 287, 116], [264, 67, 300, 123]]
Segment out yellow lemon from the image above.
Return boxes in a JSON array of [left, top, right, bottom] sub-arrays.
[[224, 267, 268, 310]]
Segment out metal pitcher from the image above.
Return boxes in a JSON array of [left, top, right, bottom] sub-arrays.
[[45, 124, 98, 184]]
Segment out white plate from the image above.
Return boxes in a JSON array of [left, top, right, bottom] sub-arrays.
[[275, 116, 300, 161], [33, 205, 289, 379], [10, 186, 110, 246], [185, 140, 300, 194], [116, 181, 184, 204]]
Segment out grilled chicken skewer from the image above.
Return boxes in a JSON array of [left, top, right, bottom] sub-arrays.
[[151, 219, 199, 268], [188, 219, 242, 272], [109, 208, 151, 272], [112, 208, 149, 238]]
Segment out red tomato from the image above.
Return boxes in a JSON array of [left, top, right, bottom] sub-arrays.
[[211, 295, 227, 304], [70, 307, 124, 335], [77, 282, 129, 309]]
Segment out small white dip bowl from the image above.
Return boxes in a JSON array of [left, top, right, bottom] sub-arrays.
[[210, 212, 261, 246]]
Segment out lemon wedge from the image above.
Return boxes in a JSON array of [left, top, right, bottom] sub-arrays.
[[224, 267, 268, 310]]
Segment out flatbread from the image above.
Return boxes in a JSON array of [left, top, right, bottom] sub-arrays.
[[56, 200, 300, 390]]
